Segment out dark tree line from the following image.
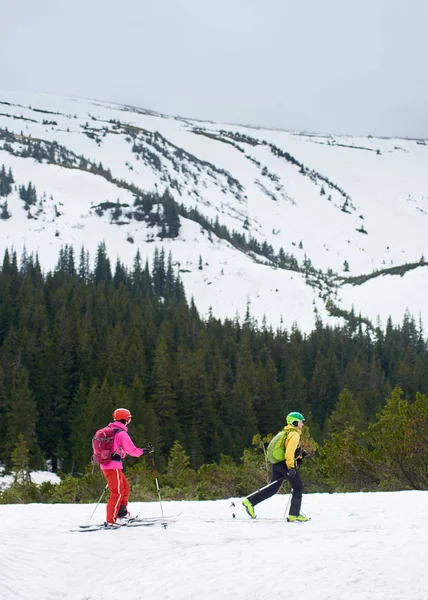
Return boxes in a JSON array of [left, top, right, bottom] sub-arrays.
[[1, 244, 428, 479], [179, 204, 299, 272]]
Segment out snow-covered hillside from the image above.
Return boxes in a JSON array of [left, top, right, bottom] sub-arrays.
[[0, 469, 60, 492], [1, 91, 428, 332], [0, 491, 427, 600]]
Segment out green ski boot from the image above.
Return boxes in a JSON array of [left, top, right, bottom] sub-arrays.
[[242, 498, 256, 519], [287, 514, 310, 522]]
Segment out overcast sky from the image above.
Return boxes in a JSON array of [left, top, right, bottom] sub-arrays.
[[1, 0, 428, 137]]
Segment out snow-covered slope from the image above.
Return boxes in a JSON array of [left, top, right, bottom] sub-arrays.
[[0, 468, 60, 491], [1, 91, 428, 332], [0, 491, 427, 600]]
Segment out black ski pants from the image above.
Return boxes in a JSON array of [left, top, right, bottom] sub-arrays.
[[246, 462, 303, 517]]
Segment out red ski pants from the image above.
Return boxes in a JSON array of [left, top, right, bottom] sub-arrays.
[[103, 469, 130, 524]]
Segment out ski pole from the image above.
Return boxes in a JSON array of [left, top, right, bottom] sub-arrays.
[[149, 454, 167, 529], [247, 475, 288, 502], [283, 489, 292, 520], [261, 442, 270, 482], [88, 483, 108, 523]]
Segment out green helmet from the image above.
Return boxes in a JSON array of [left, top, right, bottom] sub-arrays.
[[286, 411, 305, 425]]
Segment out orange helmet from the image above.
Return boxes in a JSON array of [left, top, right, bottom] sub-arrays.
[[112, 408, 132, 423]]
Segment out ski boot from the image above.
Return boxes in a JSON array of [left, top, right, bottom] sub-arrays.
[[242, 498, 256, 519]]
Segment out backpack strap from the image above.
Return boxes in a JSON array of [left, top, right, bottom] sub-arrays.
[[110, 427, 123, 462]]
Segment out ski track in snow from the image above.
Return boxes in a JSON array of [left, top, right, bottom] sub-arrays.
[[0, 491, 427, 600]]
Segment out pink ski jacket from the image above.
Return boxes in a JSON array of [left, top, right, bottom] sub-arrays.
[[100, 421, 144, 471]]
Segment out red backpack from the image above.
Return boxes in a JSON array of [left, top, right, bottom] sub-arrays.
[[92, 426, 120, 464]]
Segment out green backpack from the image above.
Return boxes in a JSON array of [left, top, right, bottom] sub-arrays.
[[267, 429, 288, 464]]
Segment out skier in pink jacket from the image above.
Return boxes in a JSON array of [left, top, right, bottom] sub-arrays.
[[102, 408, 154, 526]]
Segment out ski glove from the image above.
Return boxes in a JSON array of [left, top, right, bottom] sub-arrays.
[[287, 468, 297, 477], [142, 443, 155, 455], [296, 449, 308, 467]]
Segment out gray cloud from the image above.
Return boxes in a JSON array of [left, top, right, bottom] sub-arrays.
[[1, 0, 428, 137]]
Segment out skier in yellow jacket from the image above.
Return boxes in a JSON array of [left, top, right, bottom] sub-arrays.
[[242, 412, 309, 522]]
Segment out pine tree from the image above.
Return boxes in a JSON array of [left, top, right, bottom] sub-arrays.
[[11, 434, 31, 483], [165, 252, 176, 300], [310, 348, 341, 426], [164, 440, 196, 493], [73, 379, 109, 470], [4, 366, 43, 469], [0, 364, 6, 462], [231, 329, 258, 451], [69, 378, 89, 473], [208, 346, 235, 457], [252, 349, 283, 435], [327, 388, 363, 435], [185, 346, 219, 466], [151, 336, 179, 452], [131, 249, 143, 289], [161, 189, 180, 238], [94, 241, 112, 284], [283, 360, 308, 422], [0, 164, 13, 196], [78, 246, 90, 282], [152, 247, 166, 296], [113, 258, 128, 287], [128, 375, 160, 452], [368, 386, 428, 489], [19, 182, 37, 209]]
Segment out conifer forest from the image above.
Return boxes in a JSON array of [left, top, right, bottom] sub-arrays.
[[1, 244, 427, 503]]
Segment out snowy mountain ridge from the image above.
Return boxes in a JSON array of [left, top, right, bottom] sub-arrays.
[[1, 90, 428, 332]]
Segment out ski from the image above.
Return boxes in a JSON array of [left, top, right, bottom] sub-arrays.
[[227, 501, 284, 522], [127, 512, 182, 523], [202, 516, 311, 523], [79, 513, 181, 528], [226, 501, 310, 523], [70, 521, 156, 533], [203, 517, 289, 523], [73, 513, 181, 532], [79, 515, 144, 528]]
